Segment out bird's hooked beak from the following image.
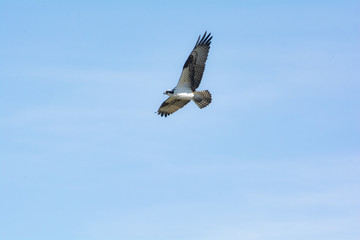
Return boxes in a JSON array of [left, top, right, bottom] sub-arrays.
[[163, 91, 167, 95]]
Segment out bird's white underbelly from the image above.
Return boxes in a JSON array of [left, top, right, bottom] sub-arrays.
[[174, 92, 194, 100]]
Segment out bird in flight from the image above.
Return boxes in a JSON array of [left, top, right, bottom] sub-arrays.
[[157, 31, 213, 117]]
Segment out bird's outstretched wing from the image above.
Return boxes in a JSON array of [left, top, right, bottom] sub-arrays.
[[157, 97, 190, 117], [176, 31, 212, 91]]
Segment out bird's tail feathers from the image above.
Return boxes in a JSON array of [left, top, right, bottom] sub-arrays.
[[193, 90, 212, 109]]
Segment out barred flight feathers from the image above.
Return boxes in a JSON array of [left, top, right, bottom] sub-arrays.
[[157, 32, 213, 118], [193, 90, 212, 109], [157, 97, 190, 117], [177, 31, 212, 91]]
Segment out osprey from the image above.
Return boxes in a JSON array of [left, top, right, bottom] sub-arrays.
[[157, 32, 213, 117]]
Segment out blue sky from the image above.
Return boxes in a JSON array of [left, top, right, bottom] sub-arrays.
[[1, 0, 359, 239]]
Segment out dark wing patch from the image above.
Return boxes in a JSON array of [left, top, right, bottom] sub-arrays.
[[157, 97, 190, 117], [186, 31, 212, 91], [183, 55, 194, 69]]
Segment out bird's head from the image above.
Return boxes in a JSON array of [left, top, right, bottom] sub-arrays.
[[163, 89, 174, 95]]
